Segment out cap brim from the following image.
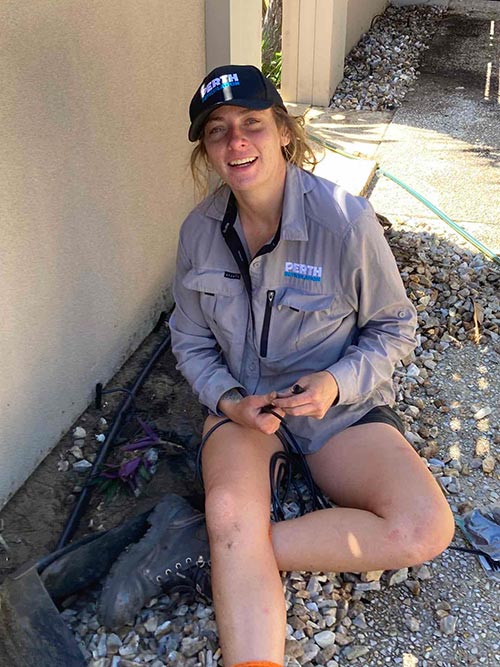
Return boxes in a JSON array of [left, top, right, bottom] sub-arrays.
[[188, 99, 274, 142]]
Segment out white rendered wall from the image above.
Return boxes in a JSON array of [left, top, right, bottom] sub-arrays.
[[205, 0, 262, 72], [282, 0, 391, 105], [346, 0, 389, 53], [282, 0, 349, 106], [0, 1, 205, 508]]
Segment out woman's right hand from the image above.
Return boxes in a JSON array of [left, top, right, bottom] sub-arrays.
[[217, 390, 284, 435]]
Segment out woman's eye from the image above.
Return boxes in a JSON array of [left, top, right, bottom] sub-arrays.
[[208, 126, 224, 135]]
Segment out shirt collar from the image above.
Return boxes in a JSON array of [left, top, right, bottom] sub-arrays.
[[203, 185, 232, 221], [204, 163, 316, 243], [281, 163, 314, 242]]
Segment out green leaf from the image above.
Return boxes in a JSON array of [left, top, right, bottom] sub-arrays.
[[138, 465, 152, 481]]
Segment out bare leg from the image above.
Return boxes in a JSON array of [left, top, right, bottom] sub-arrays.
[[203, 420, 454, 665], [271, 423, 455, 572], [202, 417, 286, 665]]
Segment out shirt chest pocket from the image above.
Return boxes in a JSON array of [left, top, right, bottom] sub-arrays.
[[261, 288, 348, 360], [182, 268, 245, 342]]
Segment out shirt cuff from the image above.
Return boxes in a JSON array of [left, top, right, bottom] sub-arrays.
[[203, 383, 246, 416], [325, 360, 358, 406], [213, 386, 249, 417]]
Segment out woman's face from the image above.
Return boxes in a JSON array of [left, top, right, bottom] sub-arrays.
[[202, 105, 290, 195]]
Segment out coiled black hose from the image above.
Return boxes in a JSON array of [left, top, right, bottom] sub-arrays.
[[195, 410, 331, 523]]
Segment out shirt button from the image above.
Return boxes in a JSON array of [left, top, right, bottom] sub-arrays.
[[398, 310, 406, 318], [252, 260, 261, 269], [248, 362, 257, 372]]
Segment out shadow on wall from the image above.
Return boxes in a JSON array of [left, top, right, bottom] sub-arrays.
[[2, 1, 196, 508]]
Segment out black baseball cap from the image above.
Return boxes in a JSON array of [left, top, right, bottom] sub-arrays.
[[188, 64, 286, 142]]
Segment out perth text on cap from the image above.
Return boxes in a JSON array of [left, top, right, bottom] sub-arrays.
[[201, 73, 240, 102]]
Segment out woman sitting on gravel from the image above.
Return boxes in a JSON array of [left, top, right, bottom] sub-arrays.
[[100, 65, 454, 667]]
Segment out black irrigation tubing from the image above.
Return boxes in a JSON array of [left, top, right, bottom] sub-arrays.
[[56, 313, 171, 550]]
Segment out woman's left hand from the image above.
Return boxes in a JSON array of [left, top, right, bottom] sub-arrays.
[[271, 371, 339, 419]]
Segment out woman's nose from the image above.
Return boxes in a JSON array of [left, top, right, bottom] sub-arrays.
[[227, 124, 247, 148]]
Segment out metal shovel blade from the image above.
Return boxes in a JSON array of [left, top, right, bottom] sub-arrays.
[[0, 509, 152, 667], [0, 564, 86, 667]]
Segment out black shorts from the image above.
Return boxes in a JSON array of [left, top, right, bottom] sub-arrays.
[[348, 405, 405, 435]]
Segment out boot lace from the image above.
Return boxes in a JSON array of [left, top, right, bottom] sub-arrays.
[[155, 555, 212, 604]]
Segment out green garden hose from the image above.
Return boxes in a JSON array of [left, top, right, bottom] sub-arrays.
[[306, 130, 500, 267]]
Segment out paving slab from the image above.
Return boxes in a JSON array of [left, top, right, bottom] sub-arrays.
[[286, 102, 393, 197], [305, 108, 394, 196]]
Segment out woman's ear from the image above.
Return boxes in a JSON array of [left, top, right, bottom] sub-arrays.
[[280, 126, 291, 147]]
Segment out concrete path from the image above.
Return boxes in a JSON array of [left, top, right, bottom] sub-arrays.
[[300, 0, 499, 258], [284, 102, 393, 196], [369, 3, 499, 255]]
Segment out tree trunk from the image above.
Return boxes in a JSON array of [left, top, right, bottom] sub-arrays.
[[262, 0, 282, 67]]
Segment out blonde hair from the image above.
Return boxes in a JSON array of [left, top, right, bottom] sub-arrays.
[[189, 104, 319, 199]]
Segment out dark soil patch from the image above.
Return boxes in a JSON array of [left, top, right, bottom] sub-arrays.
[[0, 326, 205, 585]]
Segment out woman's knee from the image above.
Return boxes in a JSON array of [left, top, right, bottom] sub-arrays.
[[420, 499, 455, 561], [388, 497, 455, 566], [204, 485, 270, 547]]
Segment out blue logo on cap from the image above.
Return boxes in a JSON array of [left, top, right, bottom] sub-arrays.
[[201, 73, 240, 102]]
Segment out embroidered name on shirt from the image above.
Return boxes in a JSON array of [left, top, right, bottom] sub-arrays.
[[284, 261, 322, 282], [224, 271, 241, 280]]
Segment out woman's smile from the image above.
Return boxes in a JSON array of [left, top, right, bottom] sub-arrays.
[[227, 156, 258, 168], [203, 106, 289, 194]]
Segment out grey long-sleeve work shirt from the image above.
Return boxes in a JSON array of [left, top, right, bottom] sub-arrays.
[[169, 164, 417, 452]]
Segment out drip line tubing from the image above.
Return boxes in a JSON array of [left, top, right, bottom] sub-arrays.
[[56, 322, 171, 549]]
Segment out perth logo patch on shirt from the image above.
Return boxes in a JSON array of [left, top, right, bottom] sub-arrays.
[[224, 271, 241, 280], [201, 73, 240, 102], [284, 261, 323, 282]]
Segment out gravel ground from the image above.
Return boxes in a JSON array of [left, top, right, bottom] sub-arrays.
[[61, 215, 499, 667], [330, 4, 447, 111]]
